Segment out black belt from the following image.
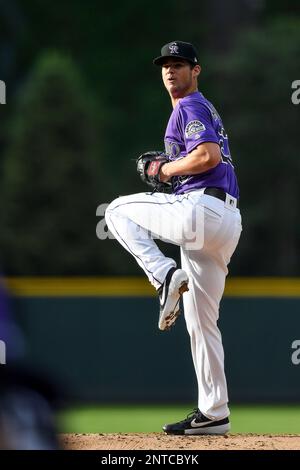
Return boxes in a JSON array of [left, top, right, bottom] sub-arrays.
[[204, 187, 239, 208]]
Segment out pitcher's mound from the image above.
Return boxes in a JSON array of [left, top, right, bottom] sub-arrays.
[[61, 433, 300, 450]]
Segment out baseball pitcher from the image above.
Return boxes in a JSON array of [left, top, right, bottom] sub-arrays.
[[105, 41, 242, 435]]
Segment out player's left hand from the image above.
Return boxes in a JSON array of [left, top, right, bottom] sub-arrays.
[[136, 151, 172, 192]]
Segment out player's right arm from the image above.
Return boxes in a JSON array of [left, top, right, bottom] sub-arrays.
[[159, 142, 221, 182]]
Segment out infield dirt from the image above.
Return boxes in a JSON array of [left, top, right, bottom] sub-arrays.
[[61, 433, 300, 450]]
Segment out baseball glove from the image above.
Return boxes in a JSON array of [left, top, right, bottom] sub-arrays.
[[136, 151, 171, 192]]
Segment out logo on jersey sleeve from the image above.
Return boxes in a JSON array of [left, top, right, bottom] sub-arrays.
[[185, 120, 206, 139]]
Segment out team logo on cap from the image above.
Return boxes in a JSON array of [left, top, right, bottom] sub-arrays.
[[169, 42, 179, 54]]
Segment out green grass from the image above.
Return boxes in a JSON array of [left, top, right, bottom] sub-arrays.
[[58, 404, 300, 434]]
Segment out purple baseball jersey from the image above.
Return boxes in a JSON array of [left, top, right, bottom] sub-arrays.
[[164, 91, 239, 198]]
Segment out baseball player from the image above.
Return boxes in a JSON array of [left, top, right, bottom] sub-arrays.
[[105, 41, 242, 435]]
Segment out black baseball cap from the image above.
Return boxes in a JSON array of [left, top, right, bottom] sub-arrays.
[[153, 41, 199, 66]]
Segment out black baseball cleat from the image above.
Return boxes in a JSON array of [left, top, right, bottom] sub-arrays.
[[163, 408, 230, 435], [158, 268, 189, 331]]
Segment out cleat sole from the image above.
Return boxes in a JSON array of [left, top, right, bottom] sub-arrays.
[[179, 281, 189, 295], [162, 281, 189, 330]]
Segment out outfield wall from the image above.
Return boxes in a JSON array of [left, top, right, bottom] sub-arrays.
[[4, 277, 300, 403]]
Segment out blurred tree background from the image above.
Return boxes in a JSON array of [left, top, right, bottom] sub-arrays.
[[0, 0, 299, 275]]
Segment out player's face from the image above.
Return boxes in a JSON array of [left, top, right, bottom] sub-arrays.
[[161, 59, 200, 99]]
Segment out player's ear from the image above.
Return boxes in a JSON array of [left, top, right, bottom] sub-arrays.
[[193, 64, 201, 79]]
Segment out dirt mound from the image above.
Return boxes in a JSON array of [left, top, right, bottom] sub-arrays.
[[60, 433, 300, 450]]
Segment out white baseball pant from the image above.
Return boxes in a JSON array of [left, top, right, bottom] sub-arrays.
[[105, 189, 242, 420]]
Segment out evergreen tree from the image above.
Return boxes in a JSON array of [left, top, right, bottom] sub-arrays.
[[0, 52, 109, 275], [208, 17, 300, 275]]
